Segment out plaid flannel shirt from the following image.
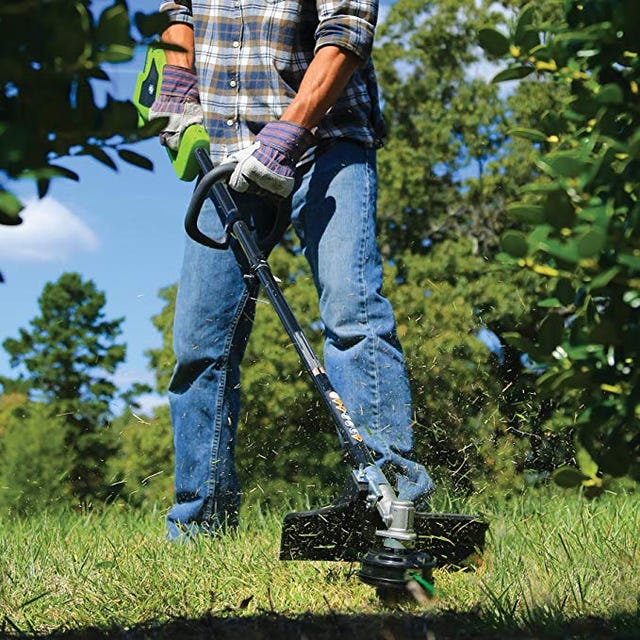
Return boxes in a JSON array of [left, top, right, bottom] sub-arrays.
[[159, 0, 386, 163]]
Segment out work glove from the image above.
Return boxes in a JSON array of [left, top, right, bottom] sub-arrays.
[[149, 64, 203, 151], [229, 121, 315, 198]]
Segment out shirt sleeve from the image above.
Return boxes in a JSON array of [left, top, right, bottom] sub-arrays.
[[315, 0, 378, 63], [159, 1, 193, 26]]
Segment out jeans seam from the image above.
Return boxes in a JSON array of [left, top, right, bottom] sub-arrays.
[[202, 283, 252, 522], [359, 149, 381, 434]]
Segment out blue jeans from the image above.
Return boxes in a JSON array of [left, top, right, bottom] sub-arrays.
[[167, 141, 433, 539]]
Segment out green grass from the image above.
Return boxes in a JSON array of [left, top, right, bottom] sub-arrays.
[[1, 487, 639, 638]]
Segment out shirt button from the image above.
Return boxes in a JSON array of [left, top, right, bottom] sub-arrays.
[[229, 80, 237, 88], [232, 40, 240, 48], [226, 119, 235, 126]]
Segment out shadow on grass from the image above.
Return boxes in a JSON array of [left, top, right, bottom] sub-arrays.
[[5, 611, 639, 640]]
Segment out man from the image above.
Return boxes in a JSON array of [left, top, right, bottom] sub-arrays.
[[152, 0, 433, 540]]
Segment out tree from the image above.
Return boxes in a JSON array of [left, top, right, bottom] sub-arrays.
[[371, 0, 581, 491], [145, 284, 177, 394], [107, 405, 174, 508], [374, 0, 566, 259], [0, 0, 168, 226], [3, 272, 128, 501], [374, 0, 509, 256], [481, 0, 640, 487], [0, 395, 71, 515]]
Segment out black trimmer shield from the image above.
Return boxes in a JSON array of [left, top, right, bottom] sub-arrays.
[[280, 490, 488, 568]]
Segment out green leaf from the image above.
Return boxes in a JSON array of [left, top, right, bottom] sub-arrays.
[[538, 151, 590, 179], [538, 368, 576, 393], [501, 230, 528, 257], [82, 145, 118, 171], [37, 179, 50, 199], [575, 446, 598, 479], [553, 466, 590, 488], [98, 44, 135, 63], [577, 228, 605, 258], [47, 2, 92, 64], [96, 2, 132, 48], [477, 28, 510, 57], [509, 127, 548, 142], [20, 165, 80, 182], [628, 127, 640, 159], [555, 279, 575, 306], [134, 11, 169, 38], [617, 253, 640, 271], [595, 83, 624, 105], [117, 149, 154, 171], [506, 203, 547, 224], [538, 297, 563, 308], [492, 66, 534, 83], [588, 267, 620, 290], [514, 4, 540, 52], [545, 190, 576, 229], [538, 313, 564, 353], [540, 238, 580, 264], [0, 190, 24, 225]]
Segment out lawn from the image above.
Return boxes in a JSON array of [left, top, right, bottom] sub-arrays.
[[1, 486, 638, 639]]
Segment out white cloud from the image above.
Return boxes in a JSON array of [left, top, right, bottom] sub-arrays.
[[0, 197, 99, 262]]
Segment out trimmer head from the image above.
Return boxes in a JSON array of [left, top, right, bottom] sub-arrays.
[[280, 479, 489, 568], [358, 548, 435, 599]]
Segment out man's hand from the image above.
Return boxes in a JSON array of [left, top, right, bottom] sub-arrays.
[[229, 121, 315, 198], [149, 64, 203, 152]]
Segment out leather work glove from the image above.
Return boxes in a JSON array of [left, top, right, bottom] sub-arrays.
[[149, 64, 204, 151], [229, 121, 315, 198]]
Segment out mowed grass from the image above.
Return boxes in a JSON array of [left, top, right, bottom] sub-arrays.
[[1, 487, 639, 638]]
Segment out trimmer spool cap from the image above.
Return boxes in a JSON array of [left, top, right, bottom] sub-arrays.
[[358, 548, 435, 591]]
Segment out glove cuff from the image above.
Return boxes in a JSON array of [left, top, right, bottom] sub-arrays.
[[255, 120, 315, 165], [160, 64, 200, 101]]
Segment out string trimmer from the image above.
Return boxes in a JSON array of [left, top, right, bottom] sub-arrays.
[[135, 47, 488, 603]]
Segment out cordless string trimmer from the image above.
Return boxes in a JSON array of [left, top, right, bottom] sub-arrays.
[[135, 47, 488, 603]]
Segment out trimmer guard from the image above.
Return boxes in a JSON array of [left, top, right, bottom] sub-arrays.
[[280, 485, 488, 568]]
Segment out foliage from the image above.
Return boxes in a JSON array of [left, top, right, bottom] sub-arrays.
[[0, 0, 168, 226], [0, 395, 71, 515], [145, 284, 177, 394], [373, 0, 561, 259], [480, 0, 640, 486], [107, 404, 174, 508], [2, 272, 129, 501], [386, 241, 576, 492], [374, 0, 506, 256]]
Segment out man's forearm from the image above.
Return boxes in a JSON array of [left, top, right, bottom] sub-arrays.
[[281, 45, 361, 130], [162, 22, 195, 69]]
